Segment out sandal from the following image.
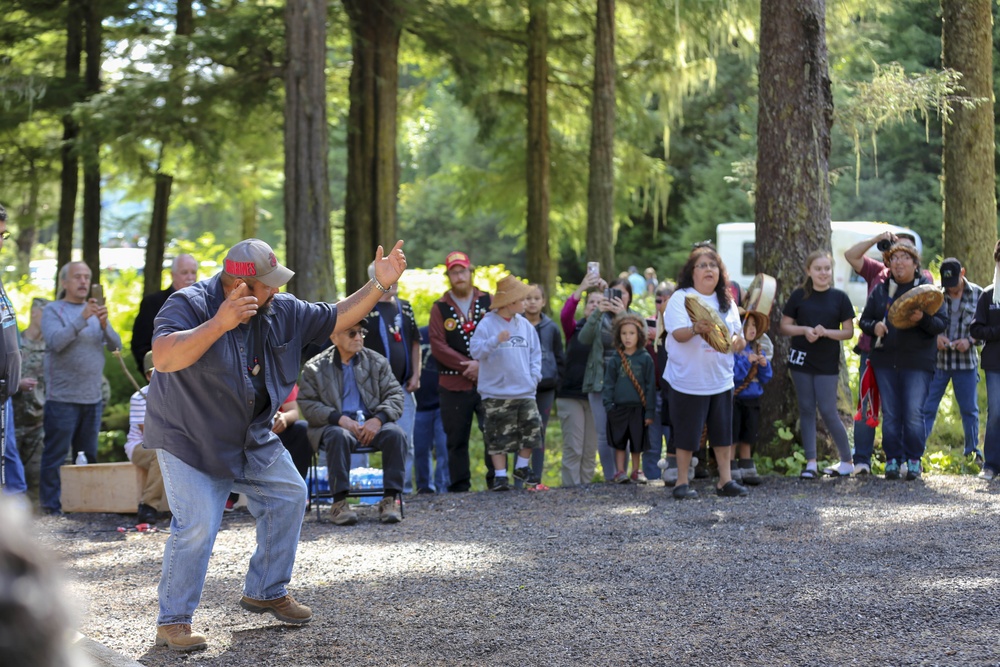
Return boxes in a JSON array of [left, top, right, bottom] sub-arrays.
[[800, 469, 818, 480]]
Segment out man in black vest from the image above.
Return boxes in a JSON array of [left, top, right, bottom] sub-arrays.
[[429, 251, 492, 492], [362, 262, 421, 492], [131, 254, 198, 369]]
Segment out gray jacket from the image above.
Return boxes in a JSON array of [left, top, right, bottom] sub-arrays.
[[299, 346, 405, 451]]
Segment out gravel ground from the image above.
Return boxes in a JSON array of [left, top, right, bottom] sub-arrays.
[[37, 474, 1000, 667]]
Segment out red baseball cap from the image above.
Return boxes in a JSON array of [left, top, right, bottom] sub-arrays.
[[445, 251, 471, 271]]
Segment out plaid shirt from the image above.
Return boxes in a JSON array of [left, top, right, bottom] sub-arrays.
[[937, 279, 982, 371]]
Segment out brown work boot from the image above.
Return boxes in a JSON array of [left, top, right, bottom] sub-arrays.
[[239, 594, 313, 625], [378, 496, 402, 524], [155, 624, 208, 652], [328, 499, 358, 526]]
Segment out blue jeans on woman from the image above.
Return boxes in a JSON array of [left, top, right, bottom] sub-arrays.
[[923, 368, 980, 457], [156, 447, 307, 626], [873, 366, 933, 464], [983, 372, 1000, 475], [1, 398, 26, 495]]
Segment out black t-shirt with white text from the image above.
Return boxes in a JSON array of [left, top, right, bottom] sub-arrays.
[[782, 287, 854, 375]]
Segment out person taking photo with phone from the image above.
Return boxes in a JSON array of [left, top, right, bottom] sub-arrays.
[[578, 275, 639, 481], [39, 261, 121, 515]]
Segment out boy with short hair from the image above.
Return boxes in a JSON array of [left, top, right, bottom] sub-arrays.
[[469, 275, 543, 491]]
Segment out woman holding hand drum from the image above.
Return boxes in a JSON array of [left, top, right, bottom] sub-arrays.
[[663, 245, 747, 499], [858, 240, 947, 481]]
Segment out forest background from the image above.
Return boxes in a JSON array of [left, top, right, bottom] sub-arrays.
[[0, 0, 995, 483]]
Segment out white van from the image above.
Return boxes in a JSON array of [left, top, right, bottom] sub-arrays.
[[716, 221, 923, 310]]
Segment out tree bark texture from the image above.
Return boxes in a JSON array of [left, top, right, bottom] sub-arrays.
[[284, 0, 336, 302], [81, 0, 102, 281], [343, 0, 402, 294], [143, 0, 193, 296], [146, 171, 172, 294], [755, 0, 834, 458], [526, 0, 552, 309], [941, 0, 996, 286], [56, 0, 83, 285], [586, 0, 616, 279]]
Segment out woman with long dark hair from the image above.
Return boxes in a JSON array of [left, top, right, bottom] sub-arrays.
[[662, 246, 747, 499]]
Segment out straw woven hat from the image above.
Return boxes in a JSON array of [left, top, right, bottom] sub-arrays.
[[490, 275, 532, 310]]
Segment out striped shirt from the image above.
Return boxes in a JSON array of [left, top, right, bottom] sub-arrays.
[[124, 387, 148, 461]]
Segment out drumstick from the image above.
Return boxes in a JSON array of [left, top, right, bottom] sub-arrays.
[[875, 280, 898, 349]]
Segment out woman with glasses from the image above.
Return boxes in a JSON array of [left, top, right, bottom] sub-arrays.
[[663, 246, 747, 499], [858, 241, 947, 480], [779, 250, 856, 479]]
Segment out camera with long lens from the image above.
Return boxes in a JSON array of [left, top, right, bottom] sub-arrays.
[[876, 239, 893, 252]]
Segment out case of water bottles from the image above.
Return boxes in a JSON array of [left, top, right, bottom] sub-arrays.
[[306, 465, 382, 505], [349, 467, 383, 505]]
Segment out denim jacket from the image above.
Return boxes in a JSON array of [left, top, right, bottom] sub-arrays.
[[145, 275, 338, 477]]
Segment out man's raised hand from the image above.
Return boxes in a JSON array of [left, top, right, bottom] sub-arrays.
[[373, 240, 407, 289]]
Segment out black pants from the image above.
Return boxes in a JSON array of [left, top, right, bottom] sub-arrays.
[[439, 388, 491, 492], [322, 423, 407, 497], [279, 420, 312, 480]]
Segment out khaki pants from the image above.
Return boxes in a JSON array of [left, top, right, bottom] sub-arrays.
[[131, 446, 168, 512]]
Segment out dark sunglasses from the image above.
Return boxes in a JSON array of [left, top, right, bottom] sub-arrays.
[[346, 329, 367, 339]]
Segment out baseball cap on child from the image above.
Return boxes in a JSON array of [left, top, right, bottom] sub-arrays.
[[223, 239, 294, 288]]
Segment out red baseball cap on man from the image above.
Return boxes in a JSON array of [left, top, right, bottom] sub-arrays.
[[445, 251, 471, 271]]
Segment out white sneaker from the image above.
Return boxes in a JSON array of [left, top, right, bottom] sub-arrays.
[[854, 463, 871, 476], [980, 468, 996, 481], [823, 462, 855, 477]]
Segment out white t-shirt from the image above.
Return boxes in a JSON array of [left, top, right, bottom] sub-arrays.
[[663, 287, 742, 395], [124, 388, 147, 461]]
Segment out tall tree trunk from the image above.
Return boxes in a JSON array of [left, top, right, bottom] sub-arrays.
[[80, 0, 102, 282], [941, 0, 996, 285], [755, 0, 834, 457], [586, 0, 615, 279], [15, 157, 40, 277], [146, 170, 171, 294], [526, 0, 552, 310], [56, 0, 84, 287], [240, 194, 258, 239], [343, 0, 402, 294], [143, 0, 194, 296], [284, 0, 335, 302]]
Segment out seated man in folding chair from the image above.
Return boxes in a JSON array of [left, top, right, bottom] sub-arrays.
[[299, 321, 406, 525]]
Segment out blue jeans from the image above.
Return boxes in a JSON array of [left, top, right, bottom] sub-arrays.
[[642, 390, 667, 480], [156, 448, 307, 626], [39, 400, 102, 511], [984, 372, 1000, 473], [923, 368, 980, 456], [413, 408, 449, 492], [1, 398, 26, 495], [398, 390, 416, 493], [853, 352, 877, 466], [873, 366, 932, 463]]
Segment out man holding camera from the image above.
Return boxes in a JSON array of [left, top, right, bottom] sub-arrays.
[[39, 261, 121, 514]]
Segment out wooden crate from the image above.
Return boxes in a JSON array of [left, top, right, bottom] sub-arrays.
[[60, 462, 148, 514]]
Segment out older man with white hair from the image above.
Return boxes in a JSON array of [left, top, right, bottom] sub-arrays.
[[131, 254, 198, 369]]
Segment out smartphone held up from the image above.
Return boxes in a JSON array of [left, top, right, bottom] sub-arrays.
[[90, 284, 104, 306]]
